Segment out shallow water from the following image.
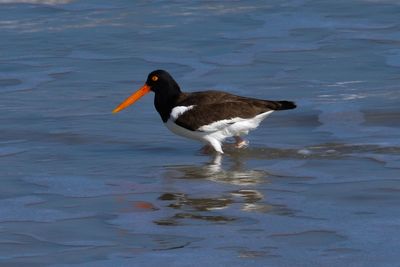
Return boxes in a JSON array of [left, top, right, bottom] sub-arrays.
[[1, 0, 400, 266]]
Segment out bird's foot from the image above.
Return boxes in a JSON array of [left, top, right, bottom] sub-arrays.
[[234, 136, 249, 149], [200, 144, 214, 154]]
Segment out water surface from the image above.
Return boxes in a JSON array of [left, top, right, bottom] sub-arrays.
[[1, 0, 400, 266]]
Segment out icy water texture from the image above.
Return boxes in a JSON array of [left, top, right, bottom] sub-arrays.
[[1, 0, 400, 266]]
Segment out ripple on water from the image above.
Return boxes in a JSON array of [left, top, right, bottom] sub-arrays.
[[0, 218, 200, 264], [270, 230, 347, 247], [21, 175, 135, 197], [385, 49, 400, 67], [0, 67, 71, 94], [0, 0, 73, 4], [0, 146, 27, 157], [0, 196, 93, 223]]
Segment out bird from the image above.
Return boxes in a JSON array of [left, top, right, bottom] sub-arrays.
[[113, 70, 296, 154]]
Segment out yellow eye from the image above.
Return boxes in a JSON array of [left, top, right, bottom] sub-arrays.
[[152, 75, 158, 82]]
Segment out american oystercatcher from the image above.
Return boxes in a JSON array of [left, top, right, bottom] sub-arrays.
[[113, 70, 296, 153]]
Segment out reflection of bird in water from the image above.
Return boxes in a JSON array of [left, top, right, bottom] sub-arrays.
[[231, 189, 276, 213], [165, 154, 268, 186], [157, 159, 295, 225], [113, 69, 296, 153]]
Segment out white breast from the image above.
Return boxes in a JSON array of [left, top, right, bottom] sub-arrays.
[[165, 105, 204, 141], [165, 119, 204, 141]]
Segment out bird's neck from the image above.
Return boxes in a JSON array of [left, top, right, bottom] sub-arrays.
[[154, 88, 182, 122]]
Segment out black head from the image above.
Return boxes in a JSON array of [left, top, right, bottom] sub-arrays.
[[145, 69, 181, 95], [144, 70, 182, 122], [112, 69, 182, 121]]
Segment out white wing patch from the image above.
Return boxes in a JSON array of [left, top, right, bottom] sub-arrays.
[[170, 105, 195, 121], [164, 110, 274, 154], [198, 117, 244, 132], [198, 110, 274, 136]]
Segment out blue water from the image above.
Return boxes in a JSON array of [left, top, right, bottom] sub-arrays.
[[1, 0, 400, 266]]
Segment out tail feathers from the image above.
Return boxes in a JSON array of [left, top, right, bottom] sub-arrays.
[[276, 101, 296, 110]]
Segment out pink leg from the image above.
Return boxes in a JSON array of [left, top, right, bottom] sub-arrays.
[[200, 144, 214, 154], [234, 136, 249, 148]]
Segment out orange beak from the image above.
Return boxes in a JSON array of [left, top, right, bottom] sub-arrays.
[[112, 84, 151, 113]]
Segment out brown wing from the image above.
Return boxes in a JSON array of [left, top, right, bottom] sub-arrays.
[[177, 91, 294, 109], [174, 91, 296, 131], [174, 101, 268, 131]]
